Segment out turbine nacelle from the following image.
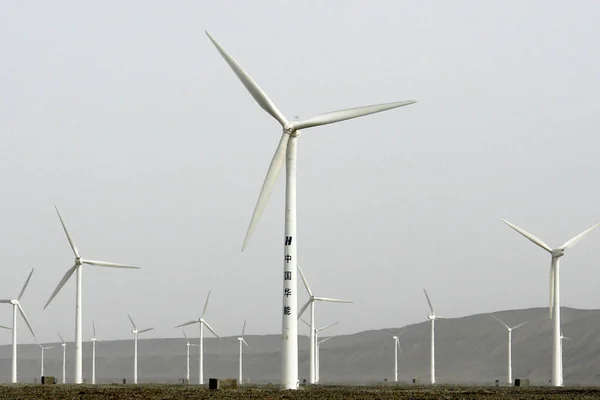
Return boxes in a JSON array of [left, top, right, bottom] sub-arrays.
[[551, 249, 565, 258]]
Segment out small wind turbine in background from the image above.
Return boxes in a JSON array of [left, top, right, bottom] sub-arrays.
[[316, 335, 337, 384], [502, 219, 599, 386], [175, 291, 219, 385], [91, 321, 98, 384], [238, 320, 248, 385], [58, 334, 66, 384], [206, 29, 415, 390], [392, 327, 406, 383], [38, 342, 54, 378], [128, 314, 153, 384], [424, 288, 444, 385], [492, 315, 528, 385], [0, 268, 36, 383], [182, 329, 199, 383]]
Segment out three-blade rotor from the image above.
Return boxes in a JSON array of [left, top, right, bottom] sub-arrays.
[[175, 292, 219, 338], [205, 31, 416, 250], [128, 314, 153, 335], [297, 265, 353, 319], [238, 320, 248, 347], [0, 268, 36, 338]]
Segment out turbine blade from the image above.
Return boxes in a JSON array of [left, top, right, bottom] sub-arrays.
[[314, 297, 353, 303], [182, 329, 188, 341], [55, 205, 80, 258], [243, 338, 249, 347], [0, 299, 11, 303], [93, 320, 96, 338], [297, 299, 311, 320], [17, 268, 34, 301], [297, 265, 313, 297], [491, 315, 510, 330], [317, 321, 339, 332], [127, 313, 136, 329], [242, 132, 289, 251], [319, 335, 336, 345], [58, 333, 65, 344], [549, 265, 555, 319], [294, 101, 416, 130], [501, 219, 552, 253], [175, 320, 199, 329], [300, 318, 310, 328], [18, 304, 35, 337], [423, 288, 435, 315], [560, 222, 600, 250], [83, 260, 139, 269], [203, 320, 219, 338], [241, 320, 246, 337], [138, 328, 154, 334], [0, 325, 12, 330], [205, 31, 288, 127], [202, 291, 211, 319], [44, 265, 77, 309], [512, 321, 529, 330]]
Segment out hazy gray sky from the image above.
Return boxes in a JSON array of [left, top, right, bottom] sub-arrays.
[[1, 1, 600, 345]]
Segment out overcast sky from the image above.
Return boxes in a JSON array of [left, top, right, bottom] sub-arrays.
[[1, 1, 600, 345]]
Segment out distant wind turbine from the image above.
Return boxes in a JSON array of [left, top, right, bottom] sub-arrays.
[[0, 268, 36, 383], [44, 206, 139, 384], [59, 334, 66, 384], [238, 320, 248, 385], [302, 319, 339, 384], [91, 321, 97, 384], [316, 335, 336, 384], [206, 30, 415, 390], [492, 315, 528, 385], [38, 342, 55, 378], [297, 265, 352, 384], [423, 288, 443, 385], [501, 219, 599, 386], [128, 314, 153, 384], [175, 291, 219, 385], [182, 329, 199, 382]]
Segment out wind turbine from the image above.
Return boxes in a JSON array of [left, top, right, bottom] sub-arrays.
[[206, 31, 415, 390], [392, 333, 402, 383], [91, 321, 97, 384], [38, 342, 55, 378], [423, 288, 443, 385], [238, 320, 248, 385], [492, 315, 528, 385], [501, 219, 599, 386], [182, 329, 199, 383], [128, 314, 153, 384], [175, 291, 219, 385], [297, 265, 352, 384], [59, 333, 66, 384], [0, 268, 36, 383], [301, 319, 339, 384], [44, 206, 139, 384], [316, 335, 337, 384]]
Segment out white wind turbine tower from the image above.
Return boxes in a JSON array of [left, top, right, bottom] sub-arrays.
[[297, 265, 352, 384], [175, 291, 219, 385], [205, 31, 414, 389], [501, 219, 599, 386], [91, 321, 97, 384], [423, 288, 442, 385], [238, 320, 248, 385], [0, 268, 36, 383], [59, 333, 66, 384], [128, 314, 153, 384], [38, 342, 55, 378], [491, 315, 528, 385], [301, 319, 339, 384], [316, 335, 337, 384], [44, 206, 139, 384], [182, 329, 199, 382], [393, 335, 399, 382]]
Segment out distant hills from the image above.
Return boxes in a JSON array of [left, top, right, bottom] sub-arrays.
[[1, 307, 600, 385]]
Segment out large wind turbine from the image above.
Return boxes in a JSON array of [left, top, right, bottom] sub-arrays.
[[238, 320, 248, 385], [0, 268, 36, 383], [501, 219, 599, 386], [44, 206, 139, 384], [128, 314, 153, 384], [182, 329, 199, 382], [492, 315, 528, 385], [175, 291, 219, 385], [91, 321, 97, 384], [423, 288, 442, 385], [59, 334, 66, 384], [206, 31, 414, 389], [316, 335, 337, 384], [297, 265, 352, 384], [38, 342, 55, 378]]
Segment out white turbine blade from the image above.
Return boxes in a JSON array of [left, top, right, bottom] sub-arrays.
[[423, 288, 435, 315], [242, 338, 249, 347], [300, 318, 310, 328], [17, 268, 34, 301], [93, 320, 96, 338], [560, 223, 600, 250], [182, 329, 188, 342], [127, 314, 137, 329], [512, 321, 529, 330], [297, 299, 311, 320], [201, 291, 211, 319], [314, 296, 353, 303], [491, 315, 510, 330], [58, 333, 65, 344], [294, 101, 416, 130], [501, 219, 552, 253], [241, 320, 246, 337], [0, 325, 11, 330], [17, 304, 35, 337], [205, 31, 288, 127], [0, 299, 11, 303], [45, 346, 55, 350], [242, 132, 289, 251], [83, 260, 139, 269], [297, 265, 313, 297], [138, 328, 154, 334], [549, 265, 555, 319], [318, 321, 339, 333], [44, 264, 77, 309], [191, 344, 200, 347], [175, 319, 199, 329], [319, 335, 336, 345], [55, 205, 80, 258], [203, 320, 219, 338]]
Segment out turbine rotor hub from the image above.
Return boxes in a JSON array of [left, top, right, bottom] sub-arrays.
[[75, 257, 83, 266], [552, 249, 565, 258]]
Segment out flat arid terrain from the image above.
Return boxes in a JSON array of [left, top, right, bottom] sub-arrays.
[[1, 385, 600, 400]]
